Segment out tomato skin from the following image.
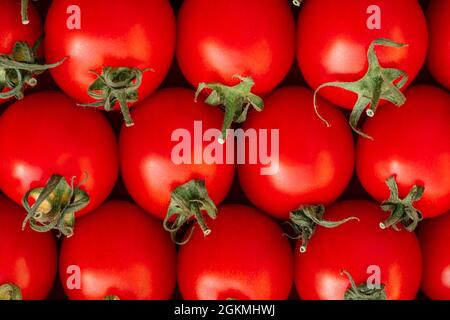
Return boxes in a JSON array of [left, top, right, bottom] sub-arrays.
[[419, 211, 450, 300], [119, 88, 235, 220], [59, 201, 177, 300], [238, 87, 354, 220], [0, 195, 57, 300], [297, 0, 428, 109], [427, 0, 450, 90], [0, 91, 119, 217], [0, 0, 43, 104], [177, 0, 295, 95], [178, 204, 293, 300], [295, 201, 422, 300], [356, 85, 450, 219], [45, 0, 176, 107]]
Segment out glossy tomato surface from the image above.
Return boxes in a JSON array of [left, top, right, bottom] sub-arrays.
[[419, 211, 450, 300], [238, 87, 355, 220], [0, 91, 119, 216], [295, 201, 422, 300], [297, 0, 428, 109], [119, 88, 235, 219], [178, 204, 293, 300], [427, 0, 450, 90], [0, 195, 57, 300], [356, 86, 450, 218], [59, 201, 177, 300], [177, 0, 295, 95], [45, 0, 176, 106]]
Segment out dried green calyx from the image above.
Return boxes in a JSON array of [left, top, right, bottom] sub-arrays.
[[380, 176, 424, 232], [0, 284, 22, 300], [22, 174, 90, 237], [164, 179, 217, 245], [195, 76, 264, 143], [0, 40, 66, 101], [314, 38, 409, 140], [285, 205, 359, 253], [342, 270, 386, 300]]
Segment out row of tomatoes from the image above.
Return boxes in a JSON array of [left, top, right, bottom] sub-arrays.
[[0, 0, 448, 301]]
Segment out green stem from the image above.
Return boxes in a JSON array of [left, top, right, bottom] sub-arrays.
[[342, 270, 386, 300], [21, 0, 30, 24]]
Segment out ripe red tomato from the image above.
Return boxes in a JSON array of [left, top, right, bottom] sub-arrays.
[[0, 195, 57, 300], [178, 204, 293, 300], [45, 0, 176, 126], [177, 0, 295, 96], [427, 0, 450, 90], [297, 0, 428, 134], [0, 91, 118, 235], [119, 88, 235, 235], [0, 0, 43, 104], [295, 201, 422, 300], [238, 87, 354, 220], [59, 201, 177, 300], [356, 86, 450, 224], [419, 211, 450, 300]]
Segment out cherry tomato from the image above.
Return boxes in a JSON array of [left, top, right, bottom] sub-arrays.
[[0, 91, 118, 235], [238, 87, 354, 220], [0, 0, 44, 103], [119, 88, 235, 224], [295, 200, 422, 300], [0, 195, 57, 300], [59, 201, 177, 300], [45, 0, 176, 125], [356, 86, 450, 222], [177, 0, 295, 96], [419, 211, 450, 300], [297, 0, 428, 109], [427, 0, 450, 90], [178, 204, 293, 300]]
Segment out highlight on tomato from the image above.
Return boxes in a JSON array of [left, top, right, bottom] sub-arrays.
[[419, 211, 450, 300], [178, 204, 294, 300], [0, 0, 65, 104], [296, 0, 428, 137], [356, 85, 450, 230], [177, 0, 295, 139], [295, 201, 422, 300], [59, 201, 177, 300], [119, 88, 235, 242], [45, 0, 176, 126], [0, 195, 57, 300], [0, 91, 119, 237]]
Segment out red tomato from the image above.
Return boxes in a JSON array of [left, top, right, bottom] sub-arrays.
[[356, 86, 450, 222], [0, 195, 57, 300], [0, 91, 118, 235], [178, 204, 293, 300], [427, 0, 450, 90], [119, 88, 235, 225], [45, 0, 176, 125], [297, 0, 427, 133], [177, 0, 295, 96], [419, 211, 450, 300], [59, 201, 177, 300], [238, 87, 354, 220], [0, 0, 42, 104], [295, 201, 422, 300]]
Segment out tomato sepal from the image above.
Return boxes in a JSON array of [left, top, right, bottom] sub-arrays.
[[285, 205, 358, 253], [0, 283, 23, 300], [164, 179, 217, 245], [342, 270, 386, 300], [0, 40, 66, 101], [22, 174, 90, 237], [195, 76, 264, 143], [380, 176, 424, 232], [79, 66, 154, 127], [104, 295, 120, 300], [314, 38, 409, 140]]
